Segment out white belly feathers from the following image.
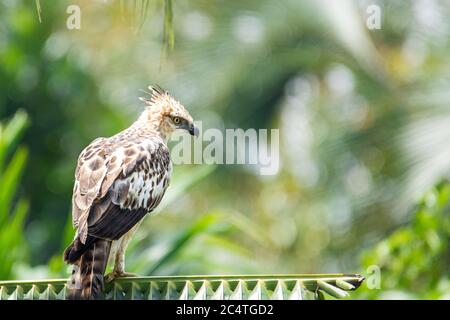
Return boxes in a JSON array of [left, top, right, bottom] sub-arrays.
[[113, 159, 172, 212]]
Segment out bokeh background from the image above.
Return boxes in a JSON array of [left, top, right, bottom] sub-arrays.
[[1, 0, 450, 299]]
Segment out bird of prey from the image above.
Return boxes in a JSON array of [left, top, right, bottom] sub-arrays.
[[63, 86, 198, 299]]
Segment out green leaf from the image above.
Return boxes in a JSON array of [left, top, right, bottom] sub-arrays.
[[0, 274, 365, 300], [146, 213, 221, 275], [0, 199, 28, 279], [157, 165, 216, 212], [35, 0, 42, 23], [163, 0, 174, 54], [0, 110, 28, 172], [0, 147, 28, 227]]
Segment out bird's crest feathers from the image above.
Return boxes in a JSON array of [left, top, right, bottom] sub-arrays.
[[138, 85, 194, 132], [138, 85, 168, 106]]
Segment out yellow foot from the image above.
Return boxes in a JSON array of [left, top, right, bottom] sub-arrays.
[[105, 271, 138, 283]]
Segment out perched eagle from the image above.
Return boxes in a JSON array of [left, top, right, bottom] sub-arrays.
[[63, 86, 198, 299]]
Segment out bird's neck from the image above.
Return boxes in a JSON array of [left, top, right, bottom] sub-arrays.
[[133, 109, 170, 141]]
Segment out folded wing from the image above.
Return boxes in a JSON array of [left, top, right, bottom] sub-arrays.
[[72, 137, 171, 244]]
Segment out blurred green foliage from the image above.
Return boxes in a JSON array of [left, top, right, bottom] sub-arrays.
[[357, 182, 450, 299], [1, 0, 450, 300], [0, 111, 29, 279]]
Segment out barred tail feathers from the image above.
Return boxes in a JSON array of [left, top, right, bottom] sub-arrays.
[[66, 238, 111, 300]]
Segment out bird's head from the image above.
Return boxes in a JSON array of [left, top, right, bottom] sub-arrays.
[[139, 85, 199, 139]]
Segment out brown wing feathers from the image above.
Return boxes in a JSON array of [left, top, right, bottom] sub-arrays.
[[64, 136, 170, 299], [87, 196, 148, 241]]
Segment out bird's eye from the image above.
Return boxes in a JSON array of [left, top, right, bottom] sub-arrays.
[[173, 117, 181, 124]]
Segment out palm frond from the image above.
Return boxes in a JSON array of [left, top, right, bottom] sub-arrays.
[[35, 0, 42, 23], [0, 274, 365, 300]]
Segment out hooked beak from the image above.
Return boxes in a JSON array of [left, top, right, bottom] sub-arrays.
[[189, 124, 199, 137]]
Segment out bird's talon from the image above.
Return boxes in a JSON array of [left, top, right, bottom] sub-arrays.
[[118, 272, 138, 278], [105, 271, 137, 283]]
